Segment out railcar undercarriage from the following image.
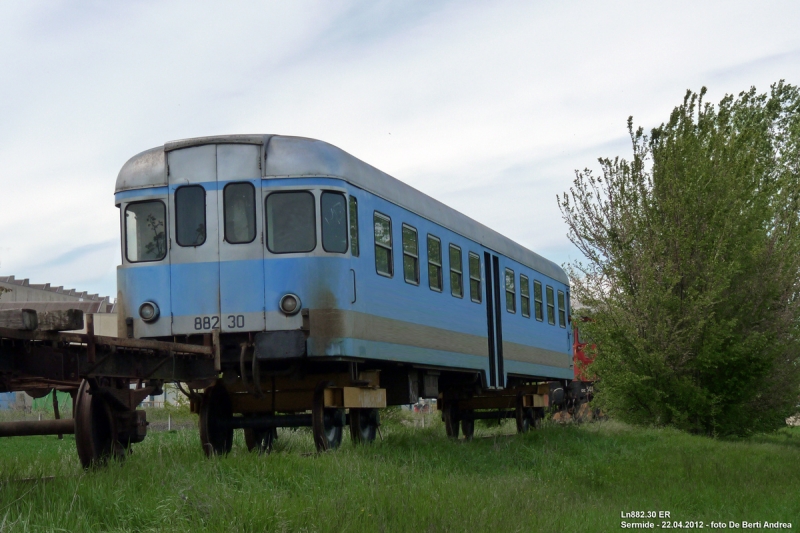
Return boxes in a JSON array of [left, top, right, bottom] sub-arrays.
[[1, 308, 565, 468]]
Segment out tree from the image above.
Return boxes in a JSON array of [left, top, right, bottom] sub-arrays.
[[559, 82, 800, 436]]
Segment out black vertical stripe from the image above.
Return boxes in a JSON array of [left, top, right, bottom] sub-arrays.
[[484, 252, 496, 388], [492, 255, 504, 388]]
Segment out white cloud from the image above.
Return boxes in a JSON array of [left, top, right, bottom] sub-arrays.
[[0, 0, 798, 297]]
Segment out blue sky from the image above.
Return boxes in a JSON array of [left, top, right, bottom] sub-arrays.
[[1, 0, 798, 299]]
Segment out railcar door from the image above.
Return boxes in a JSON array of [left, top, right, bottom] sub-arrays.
[[484, 252, 505, 388], [168, 145, 222, 334], [215, 144, 266, 333], [167, 143, 266, 335]]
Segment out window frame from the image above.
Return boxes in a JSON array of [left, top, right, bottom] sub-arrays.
[[223, 181, 257, 245], [320, 191, 348, 254], [124, 199, 168, 264], [546, 285, 556, 325], [468, 252, 482, 303], [520, 274, 530, 318], [401, 224, 420, 285], [505, 268, 516, 313], [349, 195, 359, 257], [533, 280, 544, 322], [427, 234, 443, 292], [449, 244, 463, 298], [373, 211, 393, 278], [558, 290, 567, 328], [174, 185, 207, 248], [265, 190, 317, 254]]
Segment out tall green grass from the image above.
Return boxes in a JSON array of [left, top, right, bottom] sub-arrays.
[[0, 413, 797, 532]]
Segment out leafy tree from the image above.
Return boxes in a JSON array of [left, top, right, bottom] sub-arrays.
[[560, 82, 800, 436]]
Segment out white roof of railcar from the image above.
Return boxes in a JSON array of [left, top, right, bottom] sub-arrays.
[[115, 134, 568, 284]]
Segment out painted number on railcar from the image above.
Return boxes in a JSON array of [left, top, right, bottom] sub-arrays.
[[192, 315, 246, 330], [227, 315, 245, 328], [194, 316, 220, 330]]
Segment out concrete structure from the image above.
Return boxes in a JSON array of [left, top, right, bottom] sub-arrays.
[[0, 275, 116, 409], [0, 275, 114, 311]]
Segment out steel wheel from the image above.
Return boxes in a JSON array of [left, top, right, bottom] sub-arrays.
[[443, 401, 460, 439], [245, 427, 277, 454], [199, 384, 233, 457], [74, 379, 123, 468], [460, 413, 475, 440], [574, 402, 592, 423], [312, 384, 343, 452], [349, 408, 379, 444], [516, 395, 535, 434]]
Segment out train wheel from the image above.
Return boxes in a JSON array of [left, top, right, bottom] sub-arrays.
[[460, 413, 475, 440], [574, 402, 592, 423], [312, 385, 343, 452], [349, 408, 379, 444], [74, 380, 124, 468], [199, 384, 233, 457], [516, 402, 535, 434], [244, 427, 276, 454], [443, 401, 460, 439]]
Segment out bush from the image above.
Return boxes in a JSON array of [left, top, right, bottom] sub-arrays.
[[560, 82, 800, 436]]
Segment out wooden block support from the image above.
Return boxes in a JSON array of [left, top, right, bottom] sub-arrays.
[[0, 309, 38, 331], [36, 309, 84, 331], [521, 394, 548, 408], [325, 387, 387, 409]]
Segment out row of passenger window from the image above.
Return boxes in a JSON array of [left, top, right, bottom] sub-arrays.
[[372, 211, 566, 327], [124, 186, 359, 262]]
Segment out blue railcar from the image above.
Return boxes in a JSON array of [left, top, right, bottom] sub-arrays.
[[115, 135, 573, 452]]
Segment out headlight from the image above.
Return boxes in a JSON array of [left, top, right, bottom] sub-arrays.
[[279, 293, 301, 315], [139, 301, 160, 322]]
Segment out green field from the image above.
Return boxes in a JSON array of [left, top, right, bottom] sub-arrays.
[[0, 410, 797, 532]]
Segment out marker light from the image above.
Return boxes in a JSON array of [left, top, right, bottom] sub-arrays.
[[279, 294, 301, 315], [139, 301, 160, 322]]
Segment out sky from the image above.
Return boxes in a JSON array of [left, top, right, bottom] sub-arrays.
[[0, 0, 798, 300]]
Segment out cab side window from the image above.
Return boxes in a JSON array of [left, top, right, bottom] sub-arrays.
[[321, 192, 348, 253], [349, 196, 359, 257], [125, 201, 167, 262]]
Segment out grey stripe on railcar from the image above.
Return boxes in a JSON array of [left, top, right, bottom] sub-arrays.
[[308, 309, 570, 369]]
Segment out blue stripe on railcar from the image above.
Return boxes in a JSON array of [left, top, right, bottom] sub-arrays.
[[117, 176, 572, 383]]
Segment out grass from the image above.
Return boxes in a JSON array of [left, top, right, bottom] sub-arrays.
[[0, 410, 798, 532]]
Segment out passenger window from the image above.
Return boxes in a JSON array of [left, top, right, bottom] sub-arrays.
[[321, 192, 347, 253], [402, 224, 419, 284], [266, 191, 316, 253], [449, 245, 463, 298], [374, 212, 393, 277], [505, 268, 516, 313], [427, 235, 442, 291], [349, 196, 359, 257], [223, 182, 256, 244], [546, 285, 556, 325], [534, 280, 543, 321], [468, 252, 481, 303], [520, 275, 530, 318], [175, 185, 206, 247], [558, 290, 567, 328], [125, 201, 167, 262]]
